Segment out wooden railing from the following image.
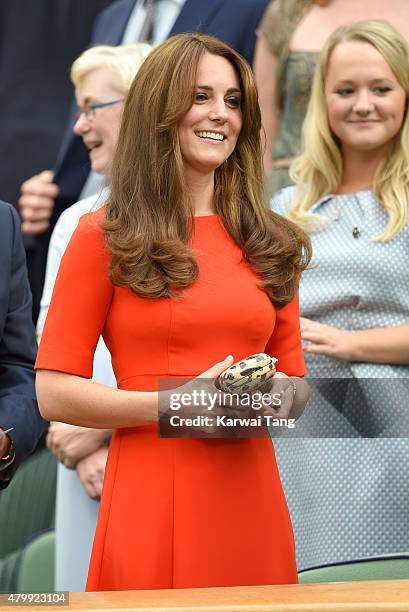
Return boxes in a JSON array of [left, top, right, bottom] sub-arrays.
[[2, 579, 409, 611]]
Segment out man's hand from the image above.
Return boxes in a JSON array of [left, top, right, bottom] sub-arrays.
[[0, 430, 11, 459], [76, 446, 108, 500], [19, 170, 59, 235], [46, 422, 111, 469]]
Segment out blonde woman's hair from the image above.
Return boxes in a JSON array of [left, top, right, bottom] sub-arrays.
[[71, 43, 152, 93], [289, 19, 409, 241], [104, 33, 311, 305]]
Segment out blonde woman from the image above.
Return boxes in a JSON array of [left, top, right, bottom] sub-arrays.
[[36, 34, 310, 590], [37, 42, 152, 592], [271, 20, 409, 570], [254, 0, 409, 197]]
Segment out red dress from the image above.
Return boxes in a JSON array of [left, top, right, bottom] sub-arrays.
[[36, 209, 305, 591]]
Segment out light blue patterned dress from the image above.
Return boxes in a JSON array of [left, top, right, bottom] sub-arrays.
[[270, 187, 409, 570]]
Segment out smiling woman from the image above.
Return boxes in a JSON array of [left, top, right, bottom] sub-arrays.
[[74, 91, 124, 174], [178, 53, 242, 183], [324, 41, 406, 163], [270, 20, 409, 570], [70, 45, 151, 176], [36, 33, 311, 592], [287, 19, 409, 240], [103, 34, 311, 301]]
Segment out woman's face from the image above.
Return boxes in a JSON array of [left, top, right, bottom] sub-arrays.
[[178, 52, 243, 178], [74, 67, 125, 175], [324, 41, 407, 156]]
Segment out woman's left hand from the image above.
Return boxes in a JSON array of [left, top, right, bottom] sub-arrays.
[[300, 317, 357, 361], [262, 372, 297, 419], [264, 372, 310, 421]]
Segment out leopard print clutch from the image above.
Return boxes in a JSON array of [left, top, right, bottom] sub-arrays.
[[218, 353, 278, 394]]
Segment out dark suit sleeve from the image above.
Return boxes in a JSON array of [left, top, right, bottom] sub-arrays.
[[0, 203, 48, 488], [89, 0, 134, 45], [52, 0, 135, 225], [240, 0, 271, 66]]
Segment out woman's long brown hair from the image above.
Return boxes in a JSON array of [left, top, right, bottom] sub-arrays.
[[103, 33, 311, 306]]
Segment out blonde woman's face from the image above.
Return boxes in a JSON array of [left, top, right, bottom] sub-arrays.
[[74, 67, 125, 175], [324, 41, 407, 156], [178, 53, 242, 179]]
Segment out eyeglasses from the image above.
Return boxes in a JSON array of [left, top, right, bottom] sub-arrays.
[[74, 98, 124, 122]]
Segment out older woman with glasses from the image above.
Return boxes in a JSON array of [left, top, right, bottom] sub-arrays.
[[36, 42, 152, 592]]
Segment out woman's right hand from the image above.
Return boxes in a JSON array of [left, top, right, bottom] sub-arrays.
[[197, 354, 235, 381], [159, 355, 283, 437], [159, 355, 238, 435]]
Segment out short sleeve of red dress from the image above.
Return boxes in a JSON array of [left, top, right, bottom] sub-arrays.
[[35, 209, 113, 378], [265, 291, 306, 376]]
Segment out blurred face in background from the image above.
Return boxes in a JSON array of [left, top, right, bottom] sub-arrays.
[[325, 41, 407, 157], [73, 67, 125, 175]]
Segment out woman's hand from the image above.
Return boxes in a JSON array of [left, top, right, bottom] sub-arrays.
[[300, 317, 358, 361], [159, 356, 237, 435], [265, 372, 297, 419], [262, 372, 310, 421], [191, 358, 308, 423], [160, 356, 310, 434], [76, 446, 108, 501], [46, 422, 111, 469]]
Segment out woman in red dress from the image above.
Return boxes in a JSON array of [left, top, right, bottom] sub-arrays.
[[36, 33, 311, 591]]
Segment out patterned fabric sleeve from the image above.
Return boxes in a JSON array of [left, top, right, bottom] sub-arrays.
[[257, 0, 285, 57], [269, 185, 297, 216]]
